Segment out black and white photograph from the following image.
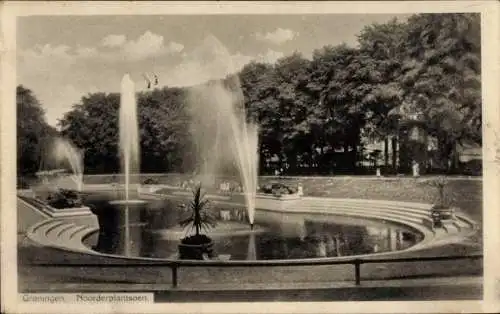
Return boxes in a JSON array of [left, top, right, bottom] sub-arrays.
[[2, 1, 499, 313]]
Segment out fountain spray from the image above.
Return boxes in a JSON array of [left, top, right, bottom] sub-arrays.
[[120, 74, 140, 202], [52, 137, 84, 192], [186, 36, 259, 229]]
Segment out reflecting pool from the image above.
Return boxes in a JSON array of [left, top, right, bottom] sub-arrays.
[[82, 192, 422, 260]]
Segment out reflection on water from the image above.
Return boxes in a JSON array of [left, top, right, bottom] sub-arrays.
[[83, 193, 422, 260]]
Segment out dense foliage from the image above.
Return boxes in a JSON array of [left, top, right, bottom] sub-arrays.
[[260, 182, 298, 196], [46, 189, 83, 209], [17, 86, 57, 185], [17, 14, 481, 177]]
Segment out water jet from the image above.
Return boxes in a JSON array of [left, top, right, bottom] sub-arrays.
[[119, 73, 141, 202], [186, 36, 259, 228]]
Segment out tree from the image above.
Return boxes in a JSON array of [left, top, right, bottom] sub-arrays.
[[273, 52, 314, 172], [308, 44, 352, 172], [309, 44, 374, 172], [17, 85, 57, 179], [59, 87, 192, 174], [59, 92, 120, 173], [401, 13, 481, 171], [357, 18, 408, 170], [138, 87, 190, 172], [239, 61, 282, 173]]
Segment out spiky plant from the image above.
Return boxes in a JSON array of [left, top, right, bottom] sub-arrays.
[[179, 184, 217, 239]]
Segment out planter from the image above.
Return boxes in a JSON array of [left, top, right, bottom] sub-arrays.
[[178, 241, 214, 260], [431, 206, 455, 221]]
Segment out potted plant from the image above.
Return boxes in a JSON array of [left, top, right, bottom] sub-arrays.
[[178, 184, 217, 260]]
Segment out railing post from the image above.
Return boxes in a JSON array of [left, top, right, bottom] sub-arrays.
[[354, 260, 361, 286], [171, 264, 178, 288]]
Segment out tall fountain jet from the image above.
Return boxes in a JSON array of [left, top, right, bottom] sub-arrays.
[[219, 86, 259, 229], [186, 36, 259, 228], [120, 74, 140, 202], [110, 74, 142, 257]]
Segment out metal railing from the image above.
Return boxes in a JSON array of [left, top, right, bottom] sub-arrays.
[[29, 254, 482, 289]]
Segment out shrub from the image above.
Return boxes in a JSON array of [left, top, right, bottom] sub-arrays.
[[143, 178, 159, 185], [260, 182, 297, 196], [46, 188, 82, 209]]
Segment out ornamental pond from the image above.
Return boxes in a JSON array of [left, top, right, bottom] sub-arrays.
[[81, 191, 422, 261]]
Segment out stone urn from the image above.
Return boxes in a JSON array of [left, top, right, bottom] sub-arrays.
[[431, 205, 455, 221]]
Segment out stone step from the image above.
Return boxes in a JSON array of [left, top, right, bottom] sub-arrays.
[[451, 220, 467, 231], [26, 220, 62, 247], [67, 226, 97, 251], [29, 218, 96, 252], [442, 222, 460, 234], [433, 227, 447, 237], [296, 201, 432, 215], [297, 202, 430, 212], [301, 197, 432, 209], [282, 205, 426, 225], [280, 205, 428, 223], [286, 204, 430, 220], [30, 219, 60, 234], [455, 214, 478, 230], [56, 223, 76, 237], [43, 220, 67, 237], [41, 221, 72, 246], [60, 224, 88, 244]]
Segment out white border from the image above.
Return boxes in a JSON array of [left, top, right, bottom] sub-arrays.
[[2, 1, 499, 313]]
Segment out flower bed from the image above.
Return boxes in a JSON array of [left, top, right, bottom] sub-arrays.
[[259, 182, 298, 198], [46, 189, 83, 209]]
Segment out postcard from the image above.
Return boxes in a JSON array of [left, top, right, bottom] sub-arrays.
[[1, 1, 499, 313]]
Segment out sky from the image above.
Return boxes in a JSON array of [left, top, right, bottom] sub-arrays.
[[17, 14, 411, 127]]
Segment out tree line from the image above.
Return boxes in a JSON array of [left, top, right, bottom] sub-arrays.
[[17, 13, 481, 178]]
